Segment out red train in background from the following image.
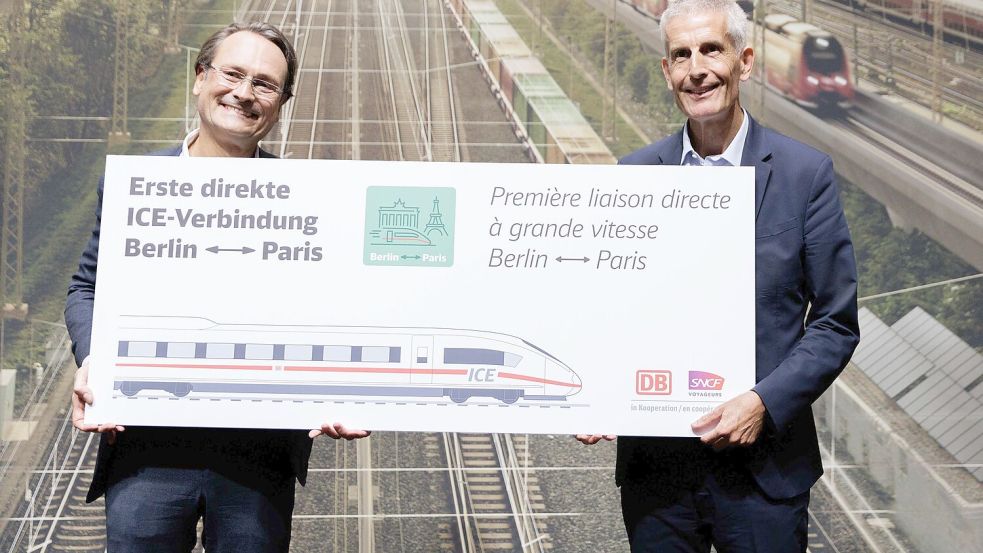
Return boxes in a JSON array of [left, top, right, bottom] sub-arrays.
[[843, 0, 983, 50], [621, 0, 854, 109], [624, 0, 983, 53], [762, 14, 854, 108]]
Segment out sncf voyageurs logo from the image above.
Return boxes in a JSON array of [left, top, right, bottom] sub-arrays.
[[689, 371, 725, 391], [636, 370, 671, 395]]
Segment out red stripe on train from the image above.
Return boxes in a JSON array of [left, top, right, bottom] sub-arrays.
[[497, 372, 581, 388]]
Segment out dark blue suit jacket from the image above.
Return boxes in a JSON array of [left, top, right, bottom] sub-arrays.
[[65, 146, 313, 502], [616, 116, 859, 500]]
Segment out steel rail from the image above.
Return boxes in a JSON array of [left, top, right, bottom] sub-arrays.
[[390, 0, 433, 160], [268, 0, 317, 158], [416, 0, 464, 163], [442, 432, 478, 551], [378, 1, 408, 160], [349, 0, 360, 160], [34, 432, 96, 551], [441, 1, 463, 162], [495, 434, 548, 553], [304, 0, 332, 160]]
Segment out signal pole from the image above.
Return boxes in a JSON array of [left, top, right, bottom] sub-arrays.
[[612, 0, 618, 141], [2, 4, 29, 320], [109, 0, 131, 150], [930, 0, 943, 123], [602, 0, 618, 141]]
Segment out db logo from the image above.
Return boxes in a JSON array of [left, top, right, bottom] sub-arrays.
[[689, 371, 725, 390], [636, 370, 672, 395]]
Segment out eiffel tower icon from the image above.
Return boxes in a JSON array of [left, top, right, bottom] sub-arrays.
[[424, 197, 448, 237]]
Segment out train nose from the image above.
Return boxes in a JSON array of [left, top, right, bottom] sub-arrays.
[[571, 371, 582, 390], [544, 359, 582, 397]]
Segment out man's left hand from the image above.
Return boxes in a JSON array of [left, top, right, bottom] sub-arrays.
[[691, 391, 766, 451], [310, 423, 371, 440]]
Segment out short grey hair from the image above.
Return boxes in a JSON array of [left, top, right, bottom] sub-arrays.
[[660, 0, 750, 53], [194, 22, 298, 104]]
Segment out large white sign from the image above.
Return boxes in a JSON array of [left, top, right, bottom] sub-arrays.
[[86, 156, 755, 437]]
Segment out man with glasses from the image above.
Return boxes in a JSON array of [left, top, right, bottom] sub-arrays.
[[65, 22, 367, 553]]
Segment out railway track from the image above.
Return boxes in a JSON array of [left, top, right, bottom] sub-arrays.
[[835, 109, 983, 210], [244, 2, 531, 552], [2, 424, 102, 553], [427, 0, 463, 162], [442, 433, 551, 552], [215, 0, 525, 162], [4, 0, 534, 550]]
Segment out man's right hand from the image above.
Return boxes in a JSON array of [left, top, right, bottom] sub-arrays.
[[72, 358, 124, 443]]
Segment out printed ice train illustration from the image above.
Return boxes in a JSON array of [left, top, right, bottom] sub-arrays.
[[113, 316, 581, 404]]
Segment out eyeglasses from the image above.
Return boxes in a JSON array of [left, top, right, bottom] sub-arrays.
[[206, 65, 284, 99]]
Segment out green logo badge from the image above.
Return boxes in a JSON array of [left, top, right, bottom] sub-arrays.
[[364, 186, 456, 267]]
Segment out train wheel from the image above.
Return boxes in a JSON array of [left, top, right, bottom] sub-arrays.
[[499, 390, 521, 404], [172, 384, 193, 397], [449, 390, 470, 403], [120, 383, 140, 397]]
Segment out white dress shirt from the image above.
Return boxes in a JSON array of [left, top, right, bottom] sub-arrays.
[[680, 109, 749, 167], [179, 128, 261, 158]]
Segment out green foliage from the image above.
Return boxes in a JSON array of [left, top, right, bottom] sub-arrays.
[[1, 0, 219, 377], [496, 0, 665, 154], [840, 181, 982, 348], [536, 0, 681, 132]]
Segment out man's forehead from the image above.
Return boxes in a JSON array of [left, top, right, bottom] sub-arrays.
[[665, 12, 730, 47], [211, 31, 287, 74]]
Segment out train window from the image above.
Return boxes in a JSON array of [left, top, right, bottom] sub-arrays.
[[504, 352, 522, 367], [804, 36, 845, 74], [444, 348, 507, 366], [205, 343, 235, 359], [123, 341, 157, 357], [417, 346, 429, 363], [362, 346, 391, 363], [166, 342, 196, 359], [244, 344, 275, 360], [323, 345, 352, 362], [284, 345, 314, 361]]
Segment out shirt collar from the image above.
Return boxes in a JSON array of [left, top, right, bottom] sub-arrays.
[[680, 109, 749, 166], [180, 128, 261, 158]]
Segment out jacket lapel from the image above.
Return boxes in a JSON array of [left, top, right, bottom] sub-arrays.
[[657, 129, 685, 165], [740, 116, 772, 222]]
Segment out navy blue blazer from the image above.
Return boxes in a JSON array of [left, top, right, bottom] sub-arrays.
[[616, 116, 859, 500], [65, 146, 314, 502]]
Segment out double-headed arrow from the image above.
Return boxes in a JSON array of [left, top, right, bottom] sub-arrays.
[[206, 246, 255, 255], [401, 255, 421, 260], [555, 256, 590, 263]]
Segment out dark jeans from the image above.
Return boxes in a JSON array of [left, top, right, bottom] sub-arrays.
[[105, 466, 295, 553], [620, 461, 809, 553]]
